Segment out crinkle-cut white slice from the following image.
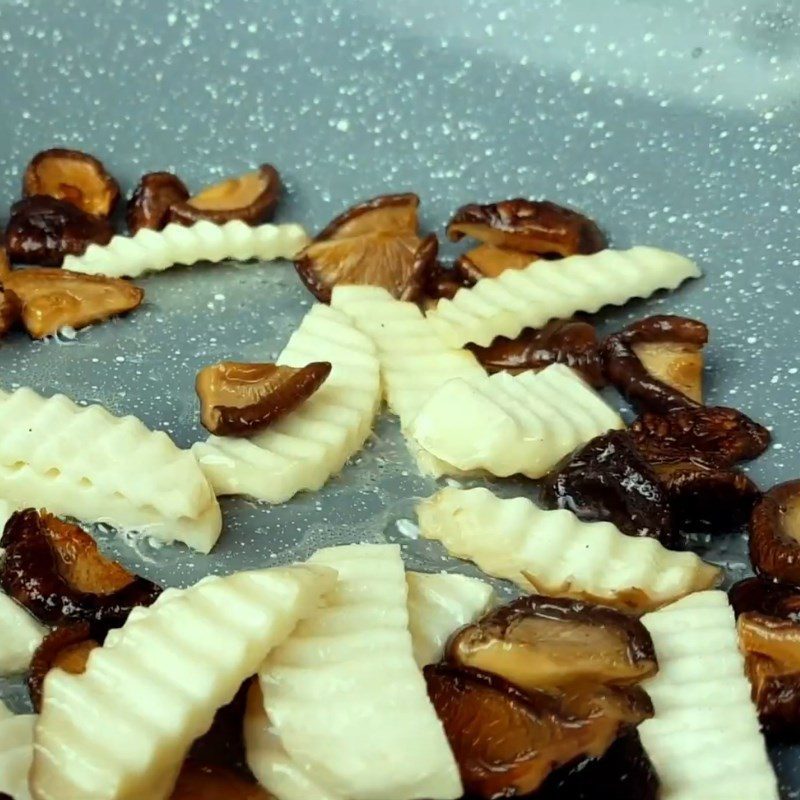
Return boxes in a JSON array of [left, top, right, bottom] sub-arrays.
[[0, 703, 36, 800], [30, 564, 337, 800], [0, 589, 46, 675], [406, 572, 495, 667], [62, 220, 309, 278], [330, 285, 485, 425], [0, 387, 221, 553], [245, 681, 344, 800], [426, 246, 701, 347], [417, 487, 720, 612], [639, 592, 779, 800], [259, 544, 463, 800], [193, 304, 381, 502], [408, 364, 624, 479]]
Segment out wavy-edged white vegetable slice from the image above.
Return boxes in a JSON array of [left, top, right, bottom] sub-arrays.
[[0, 590, 46, 676], [330, 285, 484, 424], [426, 246, 701, 347], [30, 564, 336, 800], [406, 571, 495, 667], [62, 220, 308, 278], [193, 304, 381, 502], [408, 364, 624, 478], [0, 387, 221, 553], [639, 591, 779, 800], [258, 544, 462, 800], [0, 702, 36, 800], [417, 487, 720, 612]]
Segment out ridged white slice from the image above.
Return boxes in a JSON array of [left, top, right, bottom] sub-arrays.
[[408, 364, 624, 478], [639, 592, 778, 800], [31, 564, 337, 800], [0, 703, 36, 800], [0, 387, 221, 552], [62, 220, 308, 278], [406, 572, 496, 667], [258, 544, 462, 800], [330, 285, 485, 425], [193, 304, 380, 502], [426, 247, 701, 347], [417, 487, 720, 611], [0, 590, 46, 675]]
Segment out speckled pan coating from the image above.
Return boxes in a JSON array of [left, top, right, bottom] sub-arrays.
[[0, 0, 798, 790]]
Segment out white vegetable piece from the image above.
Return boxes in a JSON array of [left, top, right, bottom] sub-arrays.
[[426, 247, 701, 347], [258, 544, 463, 800], [0, 387, 221, 553], [408, 364, 624, 478], [0, 590, 46, 676], [62, 220, 309, 278], [31, 564, 336, 800], [406, 571, 495, 667], [639, 591, 779, 800], [417, 487, 720, 611], [193, 303, 381, 502], [0, 702, 36, 800]]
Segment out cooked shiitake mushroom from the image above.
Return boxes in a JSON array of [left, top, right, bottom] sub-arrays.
[[0, 286, 20, 338], [729, 577, 800, 622], [28, 622, 99, 711], [469, 320, 605, 387], [168, 164, 281, 226], [447, 594, 658, 694], [541, 431, 675, 545], [447, 199, 607, 258], [738, 611, 800, 736], [750, 480, 800, 585], [126, 171, 190, 234], [196, 361, 331, 436], [630, 406, 770, 469], [294, 193, 436, 302], [604, 315, 708, 414], [3, 267, 144, 338], [455, 243, 537, 279], [171, 761, 271, 800], [424, 260, 476, 303], [0, 245, 11, 278], [23, 148, 120, 219], [0, 509, 162, 628], [5, 195, 114, 267]]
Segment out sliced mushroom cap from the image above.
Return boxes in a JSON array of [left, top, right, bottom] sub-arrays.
[[3, 268, 144, 339], [455, 243, 537, 278], [447, 594, 658, 694], [424, 664, 630, 799], [4, 195, 114, 267], [729, 577, 800, 622], [126, 171, 190, 234], [750, 480, 800, 585], [0, 287, 20, 338], [295, 194, 434, 302], [196, 361, 332, 436], [446, 198, 607, 257], [0, 509, 162, 628], [604, 315, 708, 414], [541, 431, 675, 546], [168, 164, 281, 226], [424, 260, 476, 304], [171, 761, 273, 800], [0, 246, 11, 278], [23, 148, 120, 219]]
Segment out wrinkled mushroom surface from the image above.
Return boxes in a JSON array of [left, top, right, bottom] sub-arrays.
[[729, 577, 800, 622], [750, 480, 800, 585], [126, 171, 190, 233]]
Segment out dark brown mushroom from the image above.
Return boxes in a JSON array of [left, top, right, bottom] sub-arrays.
[[749, 480, 800, 585], [196, 361, 332, 437], [455, 243, 538, 279], [630, 406, 770, 469], [446, 199, 607, 258], [4, 196, 113, 267], [126, 172, 190, 234], [171, 761, 271, 800], [0, 287, 21, 338], [729, 577, 800, 622], [603, 315, 708, 414], [168, 164, 281, 226], [23, 148, 120, 219], [0, 509, 162, 628], [738, 611, 800, 736], [447, 594, 658, 694], [541, 431, 675, 546], [470, 320, 605, 387], [294, 193, 435, 303], [423, 260, 476, 304], [4, 267, 144, 338]]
